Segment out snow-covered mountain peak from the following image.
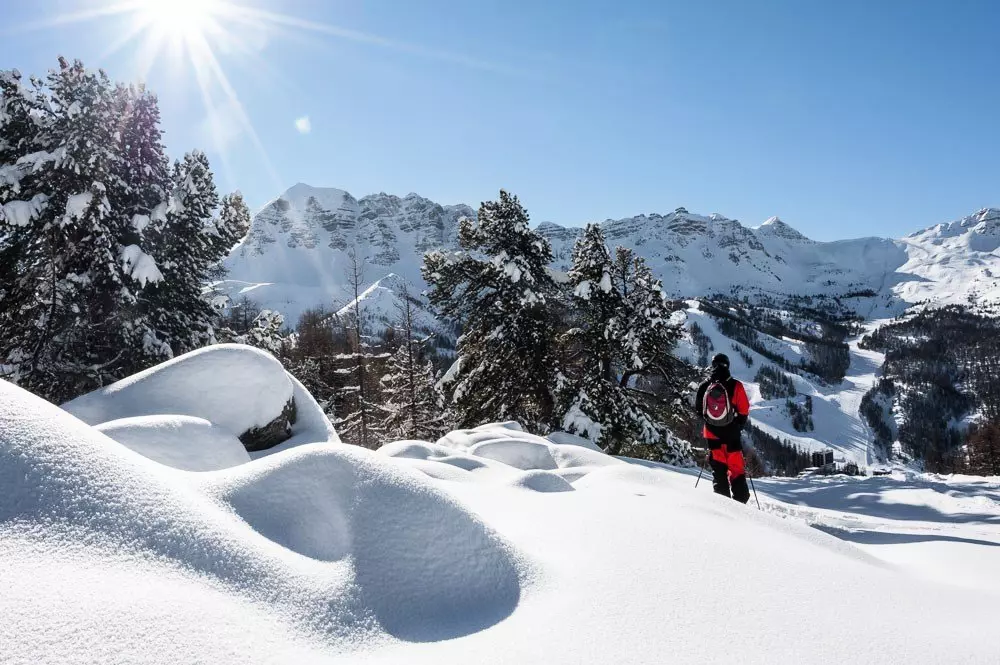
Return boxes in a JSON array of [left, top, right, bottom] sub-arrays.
[[905, 207, 1000, 254], [278, 183, 354, 212], [756, 216, 810, 242]]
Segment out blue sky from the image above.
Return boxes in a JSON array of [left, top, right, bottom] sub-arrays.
[[2, 0, 999, 240]]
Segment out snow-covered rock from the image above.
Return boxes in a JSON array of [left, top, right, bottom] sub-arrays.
[[63, 344, 295, 439], [62, 344, 338, 452]]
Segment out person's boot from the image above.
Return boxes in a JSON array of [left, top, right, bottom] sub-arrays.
[[730, 475, 750, 504], [710, 459, 731, 498]]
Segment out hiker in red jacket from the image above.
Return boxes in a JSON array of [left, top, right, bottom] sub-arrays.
[[695, 353, 751, 503]]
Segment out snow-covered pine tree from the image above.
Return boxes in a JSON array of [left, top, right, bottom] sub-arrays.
[[610, 246, 690, 463], [145, 150, 233, 355], [423, 190, 559, 432], [560, 224, 659, 453], [114, 84, 170, 242], [558, 225, 688, 460], [0, 58, 164, 401], [613, 247, 682, 387], [0, 69, 46, 346], [213, 191, 251, 265], [202, 191, 252, 309], [378, 283, 445, 441], [112, 83, 175, 368]]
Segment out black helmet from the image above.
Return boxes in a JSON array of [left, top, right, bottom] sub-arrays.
[[711, 353, 730, 369]]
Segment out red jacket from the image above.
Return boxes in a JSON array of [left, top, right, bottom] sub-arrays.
[[695, 372, 750, 446]]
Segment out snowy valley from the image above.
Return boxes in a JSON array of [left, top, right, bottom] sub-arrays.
[[217, 183, 1000, 471]]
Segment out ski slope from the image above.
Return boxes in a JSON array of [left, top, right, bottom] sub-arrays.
[[2, 345, 999, 664]]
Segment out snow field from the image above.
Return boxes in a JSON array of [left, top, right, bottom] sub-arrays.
[[2, 344, 999, 663]]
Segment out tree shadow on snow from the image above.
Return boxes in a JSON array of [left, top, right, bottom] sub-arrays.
[[811, 524, 1000, 548], [757, 476, 1000, 525]]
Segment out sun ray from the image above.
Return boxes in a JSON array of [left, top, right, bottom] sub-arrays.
[[10, 0, 524, 198], [4, 2, 142, 33], [97, 14, 155, 63], [188, 54, 238, 191], [187, 30, 283, 190], [133, 30, 170, 82], [219, 4, 524, 76]]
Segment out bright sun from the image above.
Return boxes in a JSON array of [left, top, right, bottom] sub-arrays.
[[137, 0, 221, 44], [24, 0, 499, 191]]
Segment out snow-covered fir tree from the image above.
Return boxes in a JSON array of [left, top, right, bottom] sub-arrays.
[[612, 246, 683, 387], [1, 58, 251, 402], [145, 152, 250, 355], [559, 224, 688, 461], [0, 59, 166, 401], [114, 84, 170, 244], [423, 190, 559, 433], [0, 69, 45, 334]]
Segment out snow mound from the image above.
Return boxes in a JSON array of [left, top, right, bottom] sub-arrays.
[[96, 415, 250, 471], [507, 469, 575, 492], [63, 344, 294, 437], [0, 378, 524, 654], [544, 430, 605, 452], [435, 422, 617, 472], [3, 346, 1000, 663], [203, 444, 523, 641]]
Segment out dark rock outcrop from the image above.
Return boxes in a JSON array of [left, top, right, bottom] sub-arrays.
[[239, 399, 297, 452]]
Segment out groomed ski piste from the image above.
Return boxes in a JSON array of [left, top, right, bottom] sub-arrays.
[[2, 344, 998, 664]]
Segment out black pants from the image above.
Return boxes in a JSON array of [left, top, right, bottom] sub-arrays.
[[708, 442, 750, 504]]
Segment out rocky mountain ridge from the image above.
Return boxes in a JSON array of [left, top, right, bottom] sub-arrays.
[[221, 184, 1000, 325]]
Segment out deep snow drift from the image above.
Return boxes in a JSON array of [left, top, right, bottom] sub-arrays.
[[2, 345, 999, 664]]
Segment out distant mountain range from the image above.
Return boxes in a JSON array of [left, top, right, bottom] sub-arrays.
[[220, 183, 1000, 325]]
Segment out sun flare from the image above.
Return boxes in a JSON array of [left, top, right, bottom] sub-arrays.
[[19, 0, 505, 191], [137, 0, 220, 43]]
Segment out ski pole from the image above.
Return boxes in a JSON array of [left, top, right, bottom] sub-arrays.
[[694, 449, 706, 487], [747, 469, 761, 510]]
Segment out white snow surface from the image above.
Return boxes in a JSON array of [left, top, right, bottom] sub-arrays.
[[0, 192, 48, 226], [63, 191, 93, 220], [3, 348, 999, 663], [95, 415, 251, 471]]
